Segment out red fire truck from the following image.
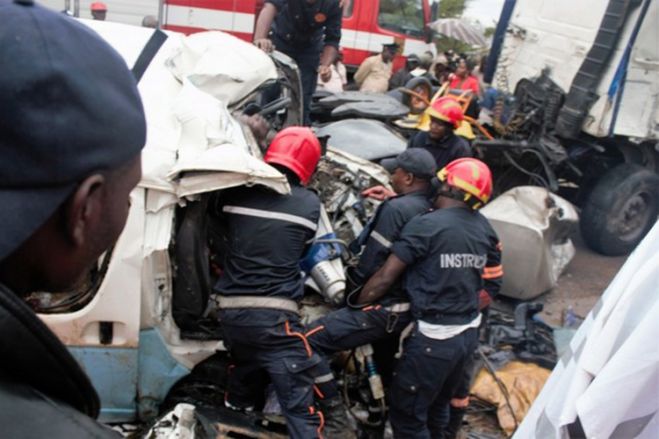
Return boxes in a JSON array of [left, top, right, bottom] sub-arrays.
[[162, 0, 435, 69]]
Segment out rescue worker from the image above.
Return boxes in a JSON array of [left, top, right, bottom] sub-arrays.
[[253, 0, 342, 125], [354, 43, 398, 93], [308, 148, 436, 349], [214, 127, 326, 438], [306, 149, 436, 435], [408, 97, 472, 169], [0, 1, 146, 436], [356, 158, 503, 438], [90, 1, 107, 20]]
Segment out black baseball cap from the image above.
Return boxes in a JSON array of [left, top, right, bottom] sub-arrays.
[[0, 0, 146, 261], [383, 43, 400, 52], [381, 148, 437, 180]]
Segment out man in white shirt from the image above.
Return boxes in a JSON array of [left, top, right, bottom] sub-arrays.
[[354, 43, 398, 93]]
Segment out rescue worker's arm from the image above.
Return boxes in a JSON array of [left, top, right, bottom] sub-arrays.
[[353, 57, 374, 86], [318, 2, 342, 78], [358, 214, 431, 304], [357, 254, 407, 304], [254, 2, 278, 52], [362, 185, 396, 200], [480, 235, 503, 308]]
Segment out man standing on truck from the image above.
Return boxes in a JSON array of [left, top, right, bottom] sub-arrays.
[[408, 97, 472, 169], [253, 0, 342, 125], [356, 158, 503, 438], [0, 0, 145, 436], [354, 43, 398, 93], [214, 127, 326, 438]]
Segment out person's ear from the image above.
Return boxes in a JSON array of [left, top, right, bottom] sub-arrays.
[[65, 174, 106, 247], [404, 172, 415, 186]]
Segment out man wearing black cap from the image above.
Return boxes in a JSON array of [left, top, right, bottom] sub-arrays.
[[389, 53, 420, 90], [0, 1, 146, 436], [354, 43, 399, 93], [306, 149, 435, 425]]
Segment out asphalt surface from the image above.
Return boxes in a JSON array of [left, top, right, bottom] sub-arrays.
[[537, 229, 628, 327]]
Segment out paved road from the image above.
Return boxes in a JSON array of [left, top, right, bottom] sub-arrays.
[[538, 230, 628, 327]]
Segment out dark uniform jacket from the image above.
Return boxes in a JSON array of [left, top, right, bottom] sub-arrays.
[[267, 0, 342, 50], [408, 131, 472, 170], [354, 191, 431, 304], [214, 185, 321, 301], [392, 206, 502, 325], [0, 283, 118, 438]]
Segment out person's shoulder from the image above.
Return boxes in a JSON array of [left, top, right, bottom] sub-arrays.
[[292, 185, 321, 205], [0, 379, 118, 438], [390, 192, 430, 211], [325, 0, 343, 14], [410, 130, 430, 145]]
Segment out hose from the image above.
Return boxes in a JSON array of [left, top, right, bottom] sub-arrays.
[[341, 349, 386, 428], [477, 347, 519, 437], [502, 150, 550, 188]]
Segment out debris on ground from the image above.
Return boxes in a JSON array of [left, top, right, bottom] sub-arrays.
[[471, 362, 552, 436], [482, 186, 578, 300]]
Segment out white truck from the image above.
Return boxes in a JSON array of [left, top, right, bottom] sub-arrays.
[[480, 0, 658, 255]]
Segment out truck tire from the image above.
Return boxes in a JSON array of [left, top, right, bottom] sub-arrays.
[[580, 164, 659, 256]]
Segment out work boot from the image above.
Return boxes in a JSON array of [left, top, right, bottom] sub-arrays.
[[318, 395, 357, 439]]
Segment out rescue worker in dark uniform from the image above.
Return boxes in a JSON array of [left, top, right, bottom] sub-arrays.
[[305, 149, 435, 433], [214, 127, 326, 439], [0, 1, 146, 436], [254, 0, 342, 125], [307, 148, 436, 354], [408, 97, 472, 169], [357, 158, 503, 438]]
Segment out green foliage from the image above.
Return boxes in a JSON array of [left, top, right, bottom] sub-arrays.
[[484, 26, 496, 38], [435, 36, 472, 54], [437, 0, 469, 18]]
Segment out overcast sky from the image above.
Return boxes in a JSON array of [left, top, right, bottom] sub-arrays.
[[431, 0, 506, 26], [464, 0, 505, 25]]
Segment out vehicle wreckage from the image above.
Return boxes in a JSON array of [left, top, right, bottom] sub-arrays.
[[26, 16, 589, 439]]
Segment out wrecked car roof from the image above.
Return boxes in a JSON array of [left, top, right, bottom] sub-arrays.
[[80, 20, 288, 205]]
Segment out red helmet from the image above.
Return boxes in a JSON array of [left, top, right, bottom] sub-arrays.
[[427, 97, 464, 129], [91, 2, 107, 11], [436, 158, 493, 209], [264, 127, 321, 185]]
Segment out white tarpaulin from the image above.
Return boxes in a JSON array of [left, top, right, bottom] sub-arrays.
[[513, 221, 659, 438]]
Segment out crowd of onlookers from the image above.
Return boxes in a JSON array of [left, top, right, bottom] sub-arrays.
[[318, 45, 488, 98]]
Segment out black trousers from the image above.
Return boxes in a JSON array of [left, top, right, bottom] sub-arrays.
[[389, 327, 479, 439], [306, 304, 412, 400], [221, 310, 323, 439]]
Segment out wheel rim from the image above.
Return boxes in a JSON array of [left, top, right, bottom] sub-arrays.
[[610, 192, 653, 242]]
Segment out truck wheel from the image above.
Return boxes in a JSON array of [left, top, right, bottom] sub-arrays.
[[580, 164, 659, 256]]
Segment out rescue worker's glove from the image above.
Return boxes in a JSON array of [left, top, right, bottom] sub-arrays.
[[478, 289, 492, 310]]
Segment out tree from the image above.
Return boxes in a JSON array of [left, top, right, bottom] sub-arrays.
[[437, 0, 470, 18]]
